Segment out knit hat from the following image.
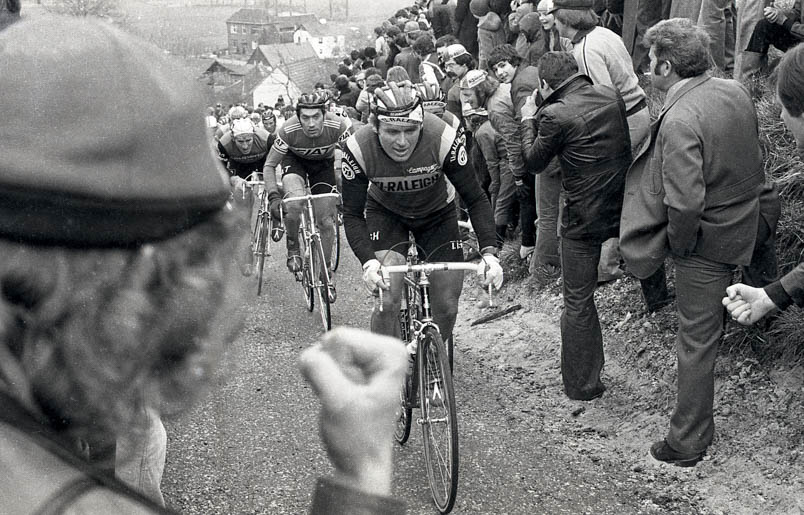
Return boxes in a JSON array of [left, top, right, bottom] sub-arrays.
[[550, 0, 593, 12], [404, 20, 421, 35], [469, 0, 490, 17], [459, 69, 488, 89], [518, 12, 543, 38], [0, 16, 229, 248], [444, 43, 470, 65]]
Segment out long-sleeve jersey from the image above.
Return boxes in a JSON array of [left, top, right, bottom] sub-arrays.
[[341, 112, 496, 265], [262, 112, 353, 200], [216, 127, 273, 178]]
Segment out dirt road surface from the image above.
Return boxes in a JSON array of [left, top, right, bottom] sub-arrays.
[[162, 237, 803, 514]]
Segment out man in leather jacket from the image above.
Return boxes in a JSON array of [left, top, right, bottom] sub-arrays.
[[520, 51, 631, 401]]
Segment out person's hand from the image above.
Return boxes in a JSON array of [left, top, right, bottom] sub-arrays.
[[269, 197, 282, 219], [764, 6, 779, 23], [514, 178, 529, 199], [477, 254, 504, 290], [299, 327, 408, 496], [229, 175, 247, 196], [722, 283, 779, 326], [521, 94, 538, 120], [362, 259, 388, 293]]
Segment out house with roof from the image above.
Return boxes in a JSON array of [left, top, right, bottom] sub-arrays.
[[246, 42, 335, 106], [292, 20, 346, 59], [226, 8, 333, 56]]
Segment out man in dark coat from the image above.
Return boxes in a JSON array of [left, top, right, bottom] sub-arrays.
[[454, 0, 480, 57], [620, 19, 765, 467], [521, 51, 632, 402], [0, 0, 20, 30]]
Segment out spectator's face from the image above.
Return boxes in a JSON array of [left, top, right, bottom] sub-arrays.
[[459, 89, 481, 109], [234, 134, 254, 153], [778, 90, 804, 156], [537, 8, 555, 30], [492, 60, 516, 84], [446, 61, 468, 79], [377, 122, 421, 162], [299, 108, 325, 137], [648, 47, 671, 92]]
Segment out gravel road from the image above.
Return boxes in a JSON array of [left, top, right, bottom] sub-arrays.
[[161, 235, 655, 514]]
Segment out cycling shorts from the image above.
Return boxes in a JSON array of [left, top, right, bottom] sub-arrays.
[[281, 153, 336, 195], [364, 198, 464, 263]]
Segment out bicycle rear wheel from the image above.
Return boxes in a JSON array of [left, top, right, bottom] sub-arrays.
[[418, 326, 458, 514], [311, 236, 331, 331], [255, 213, 269, 296], [299, 226, 314, 312]]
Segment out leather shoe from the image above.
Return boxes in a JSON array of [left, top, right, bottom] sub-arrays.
[[649, 440, 704, 467]]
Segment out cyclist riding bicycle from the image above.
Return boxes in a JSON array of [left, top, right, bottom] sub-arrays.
[[214, 104, 249, 142], [217, 117, 274, 276], [261, 108, 278, 135], [263, 91, 354, 302], [341, 81, 503, 352]]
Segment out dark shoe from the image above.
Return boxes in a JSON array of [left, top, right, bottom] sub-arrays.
[[566, 385, 605, 401], [649, 440, 705, 468], [287, 252, 302, 273]]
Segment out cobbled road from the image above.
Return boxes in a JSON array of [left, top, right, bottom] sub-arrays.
[[162, 231, 649, 514]]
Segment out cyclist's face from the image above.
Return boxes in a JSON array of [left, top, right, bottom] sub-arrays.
[[377, 122, 421, 162], [299, 108, 325, 138], [234, 135, 254, 153], [263, 117, 276, 134]]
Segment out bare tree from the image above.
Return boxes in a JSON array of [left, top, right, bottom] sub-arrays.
[[46, 0, 119, 18]]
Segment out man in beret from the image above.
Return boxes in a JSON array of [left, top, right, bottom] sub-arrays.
[[0, 15, 407, 514]]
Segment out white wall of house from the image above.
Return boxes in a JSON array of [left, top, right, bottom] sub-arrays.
[[251, 69, 301, 107], [293, 29, 345, 59]]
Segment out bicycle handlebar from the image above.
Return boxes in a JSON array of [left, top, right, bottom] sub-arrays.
[[378, 260, 495, 310], [282, 192, 341, 204]]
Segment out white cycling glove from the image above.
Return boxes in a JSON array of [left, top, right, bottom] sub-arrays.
[[362, 259, 387, 293], [477, 254, 504, 290]]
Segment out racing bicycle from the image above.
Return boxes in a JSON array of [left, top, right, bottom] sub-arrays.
[[244, 174, 277, 296], [379, 240, 495, 514], [282, 180, 340, 332]]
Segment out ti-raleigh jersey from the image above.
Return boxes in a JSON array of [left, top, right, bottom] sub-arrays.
[[342, 112, 465, 220], [341, 112, 496, 264], [217, 127, 273, 177], [272, 111, 353, 162]]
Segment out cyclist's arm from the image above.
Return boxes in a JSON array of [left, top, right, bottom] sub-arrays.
[[340, 145, 375, 266], [262, 135, 289, 202], [442, 135, 498, 255]]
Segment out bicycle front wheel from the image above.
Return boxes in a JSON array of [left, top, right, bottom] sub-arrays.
[[418, 326, 458, 513], [299, 226, 314, 312], [311, 236, 331, 331], [331, 219, 341, 272], [255, 213, 269, 296]]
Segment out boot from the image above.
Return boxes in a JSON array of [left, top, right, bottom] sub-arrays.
[[495, 224, 507, 250], [737, 50, 766, 85]]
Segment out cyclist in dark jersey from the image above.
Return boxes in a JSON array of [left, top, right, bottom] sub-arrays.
[[341, 81, 503, 353], [263, 92, 353, 302], [217, 118, 274, 277]]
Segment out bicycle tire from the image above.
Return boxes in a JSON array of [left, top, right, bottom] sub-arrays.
[[299, 226, 314, 312], [311, 236, 331, 331], [255, 213, 269, 296], [418, 326, 458, 514], [394, 286, 416, 445], [331, 221, 341, 272]]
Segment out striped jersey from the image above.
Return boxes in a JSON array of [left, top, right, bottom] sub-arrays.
[[271, 112, 353, 161]]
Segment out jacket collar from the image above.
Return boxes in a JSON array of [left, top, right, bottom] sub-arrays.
[[658, 74, 710, 118], [541, 72, 593, 105], [571, 26, 595, 44]]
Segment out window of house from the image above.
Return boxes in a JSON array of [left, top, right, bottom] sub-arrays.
[[241, 25, 247, 34], [230, 25, 238, 34], [252, 27, 260, 35]]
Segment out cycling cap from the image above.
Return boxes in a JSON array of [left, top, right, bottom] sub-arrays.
[[228, 105, 248, 120], [232, 118, 255, 136], [444, 44, 470, 65], [414, 81, 446, 112], [373, 81, 424, 125], [462, 104, 489, 117], [0, 16, 229, 248], [459, 69, 488, 89], [261, 108, 276, 121]]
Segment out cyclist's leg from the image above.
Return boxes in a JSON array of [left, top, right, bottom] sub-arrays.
[[281, 155, 307, 269], [413, 202, 464, 347], [365, 200, 411, 338], [309, 159, 337, 272]]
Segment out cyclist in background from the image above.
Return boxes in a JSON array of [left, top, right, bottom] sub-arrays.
[[217, 117, 274, 276], [214, 105, 249, 142], [341, 81, 503, 358], [263, 92, 354, 302], [262, 108, 278, 135]]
